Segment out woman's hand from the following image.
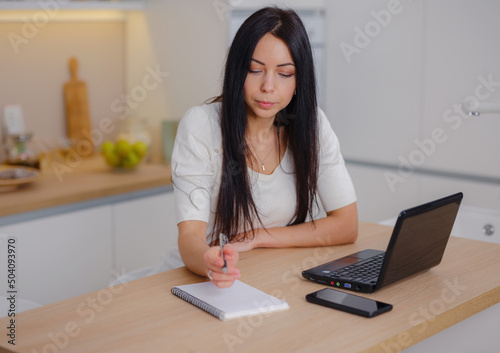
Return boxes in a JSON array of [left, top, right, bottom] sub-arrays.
[[203, 243, 240, 288]]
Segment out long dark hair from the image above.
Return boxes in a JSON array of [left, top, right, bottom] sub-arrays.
[[210, 6, 319, 245]]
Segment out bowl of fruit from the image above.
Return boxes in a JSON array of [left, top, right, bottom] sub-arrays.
[[100, 139, 148, 171]]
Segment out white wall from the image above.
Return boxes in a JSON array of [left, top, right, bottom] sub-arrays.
[[325, 0, 500, 221], [125, 0, 228, 159], [0, 21, 124, 158]]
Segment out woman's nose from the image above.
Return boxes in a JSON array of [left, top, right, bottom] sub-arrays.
[[261, 73, 275, 92]]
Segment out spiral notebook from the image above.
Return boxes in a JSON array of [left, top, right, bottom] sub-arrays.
[[171, 280, 289, 321]]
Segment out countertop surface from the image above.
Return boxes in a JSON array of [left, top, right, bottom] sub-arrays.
[[0, 156, 172, 218], [1, 222, 499, 352]]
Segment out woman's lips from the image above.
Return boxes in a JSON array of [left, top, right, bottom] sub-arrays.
[[257, 100, 275, 108]]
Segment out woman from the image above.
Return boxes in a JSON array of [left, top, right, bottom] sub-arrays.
[[171, 7, 358, 288]]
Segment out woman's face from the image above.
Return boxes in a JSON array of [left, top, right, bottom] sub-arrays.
[[243, 33, 297, 122]]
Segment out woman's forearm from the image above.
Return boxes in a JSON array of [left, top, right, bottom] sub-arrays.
[[178, 234, 210, 276], [177, 221, 211, 277], [254, 202, 358, 249]]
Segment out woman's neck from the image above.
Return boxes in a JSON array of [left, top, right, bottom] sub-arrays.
[[245, 115, 276, 143]]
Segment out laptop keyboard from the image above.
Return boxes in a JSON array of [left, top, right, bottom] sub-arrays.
[[326, 253, 385, 284]]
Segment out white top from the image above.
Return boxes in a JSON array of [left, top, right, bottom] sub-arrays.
[[171, 102, 356, 236]]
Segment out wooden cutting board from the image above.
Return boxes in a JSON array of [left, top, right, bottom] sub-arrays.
[[63, 57, 94, 156]]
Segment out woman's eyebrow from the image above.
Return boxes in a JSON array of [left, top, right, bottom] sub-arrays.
[[251, 58, 266, 65], [251, 58, 295, 67]]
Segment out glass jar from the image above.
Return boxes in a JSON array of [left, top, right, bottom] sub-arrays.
[[99, 116, 152, 172], [5, 133, 41, 169], [114, 117, 152, 162]]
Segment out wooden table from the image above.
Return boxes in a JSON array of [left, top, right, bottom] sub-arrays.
[[1, 222, 499, 353], [0, 156, 171, 218]]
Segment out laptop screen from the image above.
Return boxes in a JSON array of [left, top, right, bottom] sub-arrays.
[[376, 194, 462, 290]]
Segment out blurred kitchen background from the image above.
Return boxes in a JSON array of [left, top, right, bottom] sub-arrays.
[[1, 0, 499, 223]]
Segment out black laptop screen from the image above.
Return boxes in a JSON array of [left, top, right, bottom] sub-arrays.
[[376, 196, 462, 289]]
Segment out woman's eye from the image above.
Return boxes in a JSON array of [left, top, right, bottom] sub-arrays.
[[279, 73, 294, 78], [249, 69, 261, 74]]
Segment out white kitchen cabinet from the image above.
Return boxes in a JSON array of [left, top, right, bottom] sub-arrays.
[[348, 161, 500, 225], [113, 191, 179, 275], [325, 0, 423, 165], [0, 188, 179, 308], [420, 0, 500, 179], [325, 1, 500, 181], [419, 174, 500, 212], [0, 205, 113, 306], [346, 162, 421, 222]]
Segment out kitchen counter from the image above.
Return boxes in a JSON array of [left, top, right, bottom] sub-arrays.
[[0, 156, 176, 306], [2, 223, 499, 352], [0, 156, 172, 219]]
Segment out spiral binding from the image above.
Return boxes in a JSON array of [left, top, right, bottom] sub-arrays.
[[171, 287, 224, 320]]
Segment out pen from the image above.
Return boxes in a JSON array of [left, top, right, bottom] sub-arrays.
[[219, 233, 228, 274]]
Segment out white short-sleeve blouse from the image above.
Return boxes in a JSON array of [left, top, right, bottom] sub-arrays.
[[171, 102, 356, 236]]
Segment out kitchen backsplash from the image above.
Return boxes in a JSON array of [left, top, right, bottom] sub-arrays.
[[0, 22, 125, 160]]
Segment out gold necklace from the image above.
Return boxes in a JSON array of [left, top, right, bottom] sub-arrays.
[[247, 134, 277, 172], [252, 144, 275, 171]]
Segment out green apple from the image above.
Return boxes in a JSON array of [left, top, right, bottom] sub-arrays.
[[103, 150, 120, 167], [115, 139, 132, 157], [133, 141, 148, 158], [121, 151, 140, 168], [100, 141, 115, 155]]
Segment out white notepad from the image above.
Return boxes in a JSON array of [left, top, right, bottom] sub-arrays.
[[171, 280, 289, 321]]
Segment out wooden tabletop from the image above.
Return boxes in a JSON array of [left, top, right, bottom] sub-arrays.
[[1, 222, 499, 353], [0, 156, 172, 218]]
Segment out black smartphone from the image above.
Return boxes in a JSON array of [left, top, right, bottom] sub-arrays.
[[306, 288, 393, 318]]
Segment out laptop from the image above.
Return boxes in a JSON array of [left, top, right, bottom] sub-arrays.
[[302, 192, 463, 293]]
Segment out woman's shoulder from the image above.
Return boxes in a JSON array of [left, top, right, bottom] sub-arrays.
[[181, 102, 222, 126], [316, 107, 330, 127], [177, 102, 222, 147]]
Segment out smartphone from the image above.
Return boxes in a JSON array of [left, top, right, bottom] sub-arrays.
[[306, 288, 393, 318]]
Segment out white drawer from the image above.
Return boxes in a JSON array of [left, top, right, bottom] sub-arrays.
[[451, 205, 500, 244]]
